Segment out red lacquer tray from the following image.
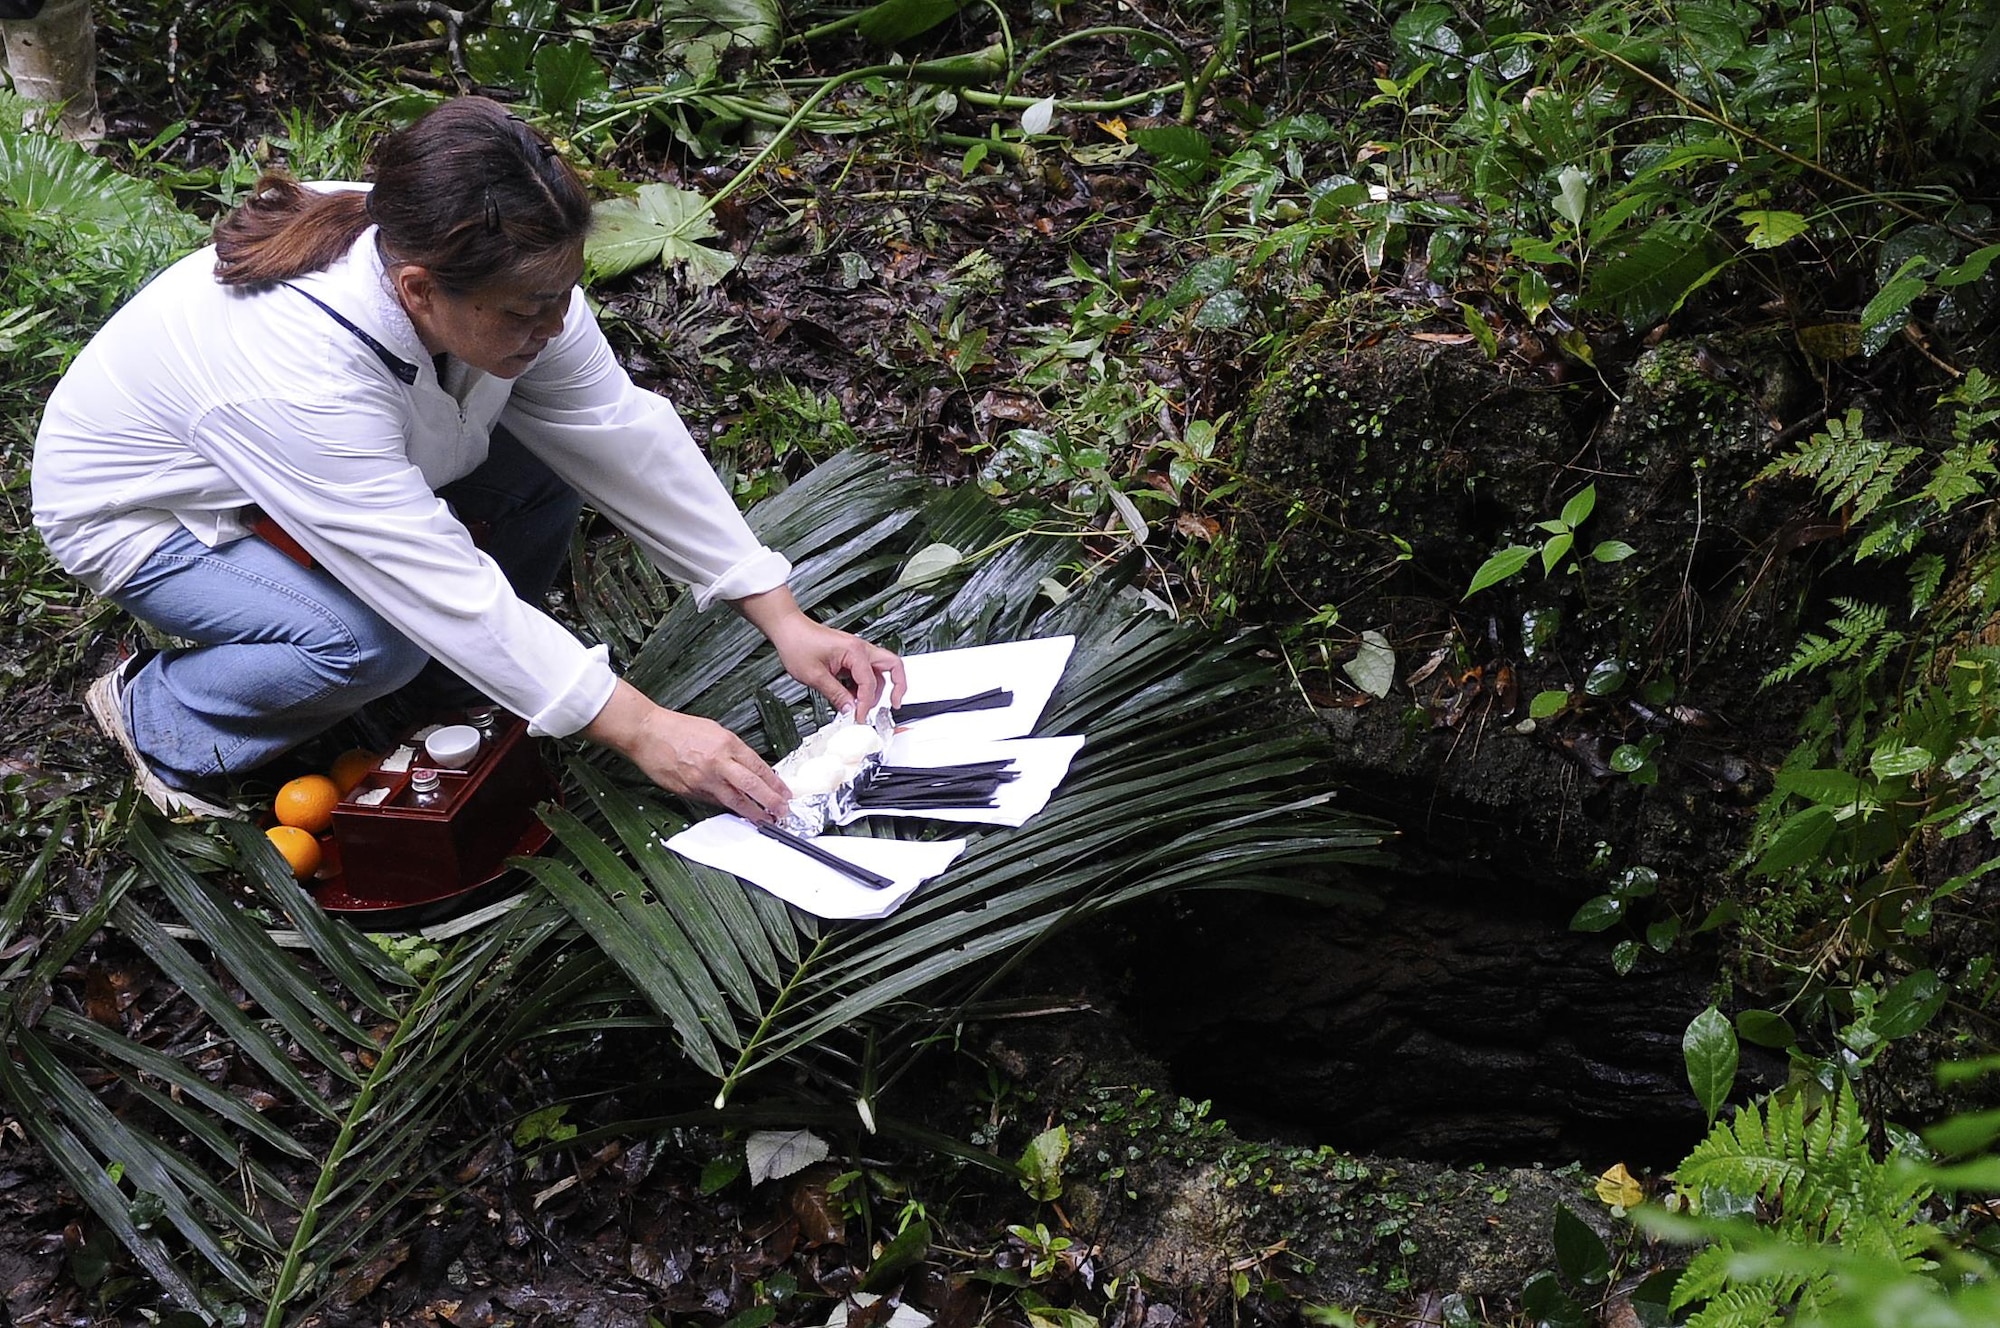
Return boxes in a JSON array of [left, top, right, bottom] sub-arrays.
[[309, 709, 558, 920]]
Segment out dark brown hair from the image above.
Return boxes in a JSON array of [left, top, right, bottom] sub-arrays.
[[212, 97, 592, 290]]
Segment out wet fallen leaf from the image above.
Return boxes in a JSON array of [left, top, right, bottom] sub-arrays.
[[1403, 645, 1450, 689], [1174, 512, 1220, 542], [1491, 662, 1519, 717], [1596, 1162, 1644, 1207], [748, 1128, 830, 1185], [335, 1240, 409, 1302], [1797, 322, 1862, 360], [630, 1241, 686, 1289], [785, 1164, 847, 1247]]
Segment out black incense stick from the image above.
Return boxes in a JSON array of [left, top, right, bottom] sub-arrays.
[[756, 822, 895, 890], [890, 687, 1014, 723]]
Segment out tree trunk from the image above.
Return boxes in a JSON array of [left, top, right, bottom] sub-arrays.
[[1, 0, 103, 145]]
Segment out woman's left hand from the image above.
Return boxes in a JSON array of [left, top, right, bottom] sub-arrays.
[[735, 586, 906, 713]]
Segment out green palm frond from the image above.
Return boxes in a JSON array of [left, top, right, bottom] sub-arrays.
[[0, 816, 612, 1323], [0, 449, 1384, 1320], [536, 451, 1386, 1105]]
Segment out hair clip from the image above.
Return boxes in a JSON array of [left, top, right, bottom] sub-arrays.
[[482, 185, 501, 233]]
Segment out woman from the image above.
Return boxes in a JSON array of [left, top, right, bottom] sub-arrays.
[[32, 97, 900, 823]]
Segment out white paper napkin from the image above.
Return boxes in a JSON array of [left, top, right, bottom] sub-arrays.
[[886, 635, 1076, 744], [667, 815, 967, 921], [839, 734, 1086, 827]]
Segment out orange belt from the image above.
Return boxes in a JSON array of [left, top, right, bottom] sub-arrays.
[[247, 508, 494, 571], [247, 508, 315, 570]]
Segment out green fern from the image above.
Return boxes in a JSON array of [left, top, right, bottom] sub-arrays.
[[1754, 408, 1918, 523], [1670, 1079, 1935, 1326], [1762, 598, 1902, 688]]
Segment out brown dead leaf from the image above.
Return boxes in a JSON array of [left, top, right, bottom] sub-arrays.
[[1409, 332, 1475, 345], [1403, 645, 1450, 689], [973, 390, 1041, 425], [1491, 662, 1519, 718], [1174, 512, 1220, 542], [785, 1164, 847, 1248], [335, 1239, 409, 1302], [82, 964, 139, 1029]]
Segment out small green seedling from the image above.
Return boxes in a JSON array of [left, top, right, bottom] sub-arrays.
[[1464, 485, 1637, 598]]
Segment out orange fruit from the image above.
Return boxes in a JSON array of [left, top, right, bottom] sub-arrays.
[[328, 748, 378, 795], [274, 774, 341, 834], [265, 825, 323, 881]]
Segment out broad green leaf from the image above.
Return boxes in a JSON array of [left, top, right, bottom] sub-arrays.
[[533, 41, 609, 117], [1590, 539, 1636, 563], [1520, 1270, 1588, 1328], [1341, 630, 1395, 699], [1738, 209, 1808, 249], [1873, 969, 1947, 1041], [1539, 530, 1573, 576], [1870, 744, 1934, 779], [1552, 1204, 1610, 1285], [659, 0, 782, 82], [1464, 545, 1534, 597], [1609, 743, 1649, 774], [1569, 894, 1623, 932], [585, 183, 736, 287], [1753, 805, 1837, 874], [1860, 257, 1934, 356], [1734, 1009, 1795, 1049], [1583, 658, 1627, 696], [1553, 165, 1589, 229], [859, 1218, 932, 1293], [1459, 301, 1498, 358], [746, 1128, 829, 1185], [855, 0, 967, 45], [896, 541, 965, 587], [1019, 1125, 1070, 1201], [1938, 242, 2000, 288], [1559, 484, 1597, 529], [1683, 1005, 1738, 1127], [1528, 689, 1569, 719], [1193, 288, 1252, 329]]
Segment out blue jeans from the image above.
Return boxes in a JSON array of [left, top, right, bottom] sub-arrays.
[[107, 428, 583, 789]]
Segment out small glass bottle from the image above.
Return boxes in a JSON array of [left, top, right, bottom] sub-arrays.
[[467, 706, 499, 746], [406, 767, 446, 810]]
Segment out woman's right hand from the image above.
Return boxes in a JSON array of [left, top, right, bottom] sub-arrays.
[[583, 680, 791, 822]]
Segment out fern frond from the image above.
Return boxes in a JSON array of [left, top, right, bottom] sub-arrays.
[[1672, 1079, 1936, 1327], [1916, 439, 1997, 516], [1687, 1276, 1815, 1328], [1762, 599, 1899, 688], [1754, 409, 1917, 522]]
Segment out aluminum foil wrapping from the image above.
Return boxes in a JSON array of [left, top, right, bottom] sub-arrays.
[[773, 708, 894, 838]]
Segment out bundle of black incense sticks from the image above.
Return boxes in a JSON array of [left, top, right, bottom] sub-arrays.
[[854, 760, 1020, 810], [889, 687, 1014, 724], [755, 822, 895, 890]]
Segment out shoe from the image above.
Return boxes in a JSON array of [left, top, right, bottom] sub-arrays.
[[85, 653, 245, 821]]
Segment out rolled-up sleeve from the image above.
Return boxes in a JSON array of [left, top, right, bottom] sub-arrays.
[[189, 391, 619, 737], [500, 291, 792, 610]]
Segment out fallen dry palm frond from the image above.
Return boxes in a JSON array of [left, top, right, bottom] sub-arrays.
[[0, 449, 1384, 1320]]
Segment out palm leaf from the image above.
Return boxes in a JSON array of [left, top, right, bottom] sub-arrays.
[[0, 449, 1385, 1319], [540, 450, 1388, 1105]]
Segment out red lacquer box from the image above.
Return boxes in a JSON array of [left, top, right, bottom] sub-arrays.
[[312, 710, 557, 917]]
